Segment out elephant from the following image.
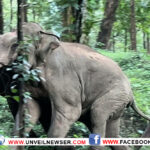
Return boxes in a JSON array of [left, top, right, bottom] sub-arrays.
[[0, 29, 51, 136], [0, 27, 74, 150], [0, 22, 150, 150]]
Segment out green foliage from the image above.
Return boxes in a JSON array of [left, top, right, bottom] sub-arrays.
[[100, 50, 150, 150], [0, 96, 14, 137], [100, 50, 150, 115], [68, 122, 90, 138]]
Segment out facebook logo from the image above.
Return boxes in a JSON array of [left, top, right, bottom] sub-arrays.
[[89, 134, 100, 145]]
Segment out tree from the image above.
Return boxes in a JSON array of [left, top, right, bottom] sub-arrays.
[[23, 0, 28, 22], [57, 0, 84, 42], [17, 0, 24, 41], [130, 0, 136, 51], [96, 0, 120, 49], [10, 0, 13, 31], [15, 0, 25, 141], [80, 0, 101, 45], [73, 0, 83, 43], [0, 0, 3, 34]]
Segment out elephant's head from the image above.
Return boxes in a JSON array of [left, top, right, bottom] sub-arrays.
[[34, 31, 60, 66], [0, 32, 17, 66], [0, 22, 60, 69]]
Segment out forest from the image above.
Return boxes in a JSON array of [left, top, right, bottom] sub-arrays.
[[0, 0, 150, 150]]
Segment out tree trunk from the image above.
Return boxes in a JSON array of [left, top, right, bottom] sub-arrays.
[[73, 0, 83, 43], [112, 32, 115, 52], [17, 0, 24, 42], [62, 0, 83, 42], [10, 0, 13, 31], [0, 0, 4, 34], [124, 29, 128, 52], [143, 32, 146, 49], [130, 0, 136, 51], [17, 0, 24, 143], [80, 0, 90, 44], [32, 8, 36, 22], [62, 6, 73, 42], [22, 0, 27, 22], [96, 0, 119, 49], [147, 34, 150, 53]]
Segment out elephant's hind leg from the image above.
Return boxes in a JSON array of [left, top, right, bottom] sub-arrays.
[[106, 118, 130, 150], [89, 99, 108, 150], [89, 87, 130, 150]]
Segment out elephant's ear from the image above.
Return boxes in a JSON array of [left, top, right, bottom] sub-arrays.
[[8, 43, 19, 63], [50, 40, 60, 50], [35, 31, 60, 66], [39, 30, 60, 52]]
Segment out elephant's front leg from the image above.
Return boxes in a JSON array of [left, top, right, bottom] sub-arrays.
[[48, 101, 81, 138], [12, 99, 40, 150], [13, 98, 41, 136]]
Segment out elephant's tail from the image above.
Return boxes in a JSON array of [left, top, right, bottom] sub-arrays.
[[131, 101, 150, 121]]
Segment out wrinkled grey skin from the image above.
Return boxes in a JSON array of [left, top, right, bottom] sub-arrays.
[[30, 31, 150, 150], [0, 25, 43, 134], [0, 33, 52, 133], [0, 25, 70, 150], [1, 22, 150, 150]]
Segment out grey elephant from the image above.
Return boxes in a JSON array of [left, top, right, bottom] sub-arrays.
[[0, 28, 51, 135], [1, 22, 150, 150], [33, 31, 150, 150], [0, 26, 73, 150]]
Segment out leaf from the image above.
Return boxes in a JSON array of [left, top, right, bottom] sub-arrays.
[[13, 96, 20, 102], [11, 89, 18, 94], [23, 92, 32, 100], [12, 74, 19, 80], [137, 130, 144, 134], [23, 59, 31, 67], [33, 76, 40, 82], [6, 68, 12, 71], [40, 77, 46, 82]]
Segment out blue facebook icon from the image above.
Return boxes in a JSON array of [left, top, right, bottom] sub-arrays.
[[89, 134, 100, 145]]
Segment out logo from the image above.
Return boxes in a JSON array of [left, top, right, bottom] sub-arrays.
[[89, 134, 100, 145], [0, 135, 5, 145]]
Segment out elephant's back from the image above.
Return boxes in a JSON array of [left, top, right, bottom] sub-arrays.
[[60, 42, 125, 79], [61, 42, 133, 104]]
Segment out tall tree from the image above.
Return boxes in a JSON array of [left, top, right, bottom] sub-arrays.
[[96, 0, 120, 49], [0, 0, 3, 34], [17, 0, 24, 42], [80, 0, 88, 44], [10, 0, 13, 31], [23, 0, 28, 22], [16, 0, 24, 142], [60, 0, 83, 42], [147, 33, 150, 53], [62, 6, 74, 41], [80, 0, 101, 45], [130, 0, 136, 51], [143, 32, 146, 50], [72, 0, 83, 43]]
